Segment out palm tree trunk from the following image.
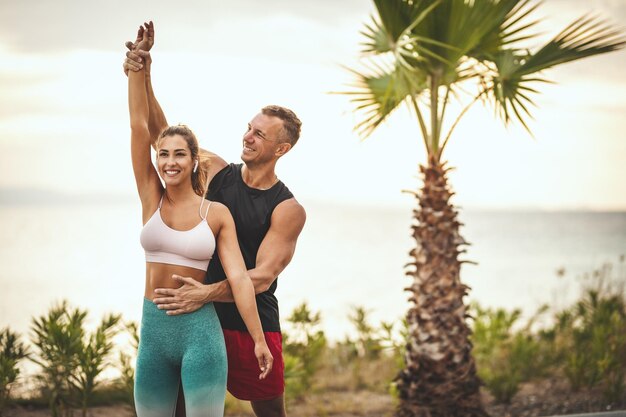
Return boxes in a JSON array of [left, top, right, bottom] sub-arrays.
[[395, 156, 487, 417]]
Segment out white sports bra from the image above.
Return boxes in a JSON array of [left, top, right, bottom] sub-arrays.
[[140, 196, 216, 271]]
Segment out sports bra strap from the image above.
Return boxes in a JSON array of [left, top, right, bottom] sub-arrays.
[[199, 198, 212, 220], [158, 195, 164, 209]]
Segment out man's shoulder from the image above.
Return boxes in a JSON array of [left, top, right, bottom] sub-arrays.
[[207, 162, 240, 194], [274, 197, 306, 222], [217, 162, 243, 179], [212, 161, 237, 177]]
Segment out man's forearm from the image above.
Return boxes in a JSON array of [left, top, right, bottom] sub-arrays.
[[145, 72, 168, 147], [203, 268, 275, 303], [202, 280, 234, 303]]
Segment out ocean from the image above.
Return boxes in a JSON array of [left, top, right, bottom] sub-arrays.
[[1, 200, 625, 342]]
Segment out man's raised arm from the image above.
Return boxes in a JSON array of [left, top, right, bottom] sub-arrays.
[[153, 198, 306, 314], [144, 58, 168, 147]]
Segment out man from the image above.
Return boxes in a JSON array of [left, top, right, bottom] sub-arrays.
[[124, 23, 306, 417]]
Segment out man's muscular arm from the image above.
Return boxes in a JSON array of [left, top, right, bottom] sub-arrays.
[[153, 198, 306, 314], [207, 198, 306, 300]]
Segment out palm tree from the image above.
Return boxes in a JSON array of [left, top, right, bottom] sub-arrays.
[[340, 1, 624, 416]]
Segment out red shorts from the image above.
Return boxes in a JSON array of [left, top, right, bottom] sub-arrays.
[[223, 329, 285, 401]]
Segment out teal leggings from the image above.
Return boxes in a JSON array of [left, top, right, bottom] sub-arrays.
[[135, 298, 227, 417]]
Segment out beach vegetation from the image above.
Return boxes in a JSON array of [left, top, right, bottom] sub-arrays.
[[379, 318, 409, 388], [348, 306, 383, 360], [0, 328, 29, 416], [470, 260, 626, 405], [4, 260, 625, 416], [30, 301, 121, 417], [470, 304, 550, 403], [116, 321, 139, 413], [283, 302, 327, 400], [72, 313, 121, 417], [552, 264, 626, 402], [30, 301, 85, 417]]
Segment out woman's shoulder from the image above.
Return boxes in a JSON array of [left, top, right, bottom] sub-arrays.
[[205, 200, 231, 219], [205, 200, 235, 235]]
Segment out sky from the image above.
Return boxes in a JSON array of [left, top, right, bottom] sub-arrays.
[[1, 0, 626, 210]]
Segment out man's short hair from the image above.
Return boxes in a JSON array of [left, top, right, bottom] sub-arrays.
[[261, 105, 302, 147]]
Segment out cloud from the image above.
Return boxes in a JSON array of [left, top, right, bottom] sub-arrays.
[[0, 46, 125, 121], [0, 72, 59, 118], [0, 0, 369, 53]]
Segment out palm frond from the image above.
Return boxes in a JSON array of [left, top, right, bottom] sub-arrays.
[[521, 15, 626, 74], [490, 15, 624, 132], [499, 0, 543, 46], [341, 62, 427, 138], [361, 15, 393, 54], [469, 0, 540, 61], [489, 50, 539, 133], [411, 0, 525, 80], [361, 0, 424, 54]]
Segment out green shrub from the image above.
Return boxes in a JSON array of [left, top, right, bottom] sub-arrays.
[[555, 279, 626, 401], [72, 313, 120, 417], [378, 318, 407, 371], [470, 303, 549, 404], [30, 301, 121, 417], [283, 302, 326, 400], [116, 321, 139, 413], [0, 328, 29, 415], [31, 301, 85, 416], [347, 306, 382, 360], [331, 307, 404, 392], [283, 353, 307, 400]]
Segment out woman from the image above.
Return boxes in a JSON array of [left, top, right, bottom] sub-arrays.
[[128, 22, 272, 417]]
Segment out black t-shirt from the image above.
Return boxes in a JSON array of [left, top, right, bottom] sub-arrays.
[[205, 163, 294, 332]]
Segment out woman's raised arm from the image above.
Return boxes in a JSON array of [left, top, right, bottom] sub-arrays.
[[128, 22, 162, 221]]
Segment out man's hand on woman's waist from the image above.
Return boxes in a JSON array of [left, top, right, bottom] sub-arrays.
[[153, 275, 211, 315]]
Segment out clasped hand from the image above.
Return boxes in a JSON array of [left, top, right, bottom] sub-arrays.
[[123, 21, 153, 75]]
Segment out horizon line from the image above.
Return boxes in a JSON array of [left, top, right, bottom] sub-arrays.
[[1, 187, 625, 213]]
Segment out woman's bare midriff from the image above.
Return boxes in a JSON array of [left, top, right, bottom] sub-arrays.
[[144, 263, 206, 300]]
